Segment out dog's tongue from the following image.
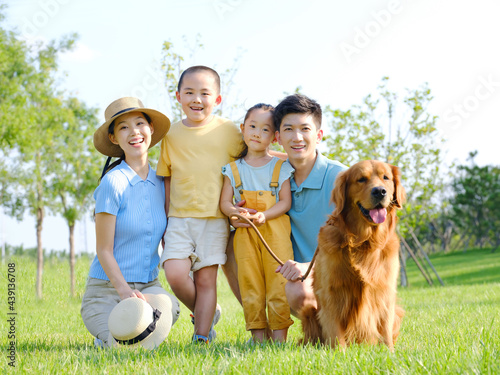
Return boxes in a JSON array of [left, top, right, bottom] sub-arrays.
[[369, 208, 387, 224]]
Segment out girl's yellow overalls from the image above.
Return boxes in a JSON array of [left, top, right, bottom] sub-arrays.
[[230, 159, 294, 331]]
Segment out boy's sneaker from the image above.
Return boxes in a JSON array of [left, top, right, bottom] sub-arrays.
[[190, 304, 222, 342], [192, 334, 209, 344], [208, 304, 222, 342]]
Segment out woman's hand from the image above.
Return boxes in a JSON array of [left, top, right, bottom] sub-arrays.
[[118, 286, 147, 301]]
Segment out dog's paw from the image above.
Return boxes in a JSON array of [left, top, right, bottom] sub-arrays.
[[300, 306, 323, 345]]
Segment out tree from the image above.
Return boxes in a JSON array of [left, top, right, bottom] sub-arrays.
[[323, 77, 447, 242], [0, 8, 95, 297], [51, 97, 100, 296], [10, 36, 77, 297], [449, 152, 500, 251], [0, 6, 33, 235]]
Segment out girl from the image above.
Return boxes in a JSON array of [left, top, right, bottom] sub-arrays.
[[81, 97, 180, 348], [220, 103, 294, 343]]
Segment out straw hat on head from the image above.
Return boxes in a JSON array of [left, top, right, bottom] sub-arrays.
[[107, 289, 174, 350], [94, 97, 171, 157]]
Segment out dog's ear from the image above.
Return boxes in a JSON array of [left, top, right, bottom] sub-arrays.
[[391, 165, 406, 208], [331, 169, 349, 217]]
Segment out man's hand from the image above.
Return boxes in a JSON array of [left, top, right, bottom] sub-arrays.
[[276, 260, 309, 281]]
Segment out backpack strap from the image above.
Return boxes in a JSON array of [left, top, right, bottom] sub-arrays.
[[229, 161, 243, 193]]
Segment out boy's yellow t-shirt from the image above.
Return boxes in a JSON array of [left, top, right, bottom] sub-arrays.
[[157, 116, 243, 218]]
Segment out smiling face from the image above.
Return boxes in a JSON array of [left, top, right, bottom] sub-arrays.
[[108, 111, 153, 158], [275, 113, 323, 167], [175, 70, 222, 127], [240, 108, 275, 154]]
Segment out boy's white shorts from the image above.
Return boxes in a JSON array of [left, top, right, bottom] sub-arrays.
[[160, 217, 229, 272]]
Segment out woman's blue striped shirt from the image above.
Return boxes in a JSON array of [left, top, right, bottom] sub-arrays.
[[88, 161, 166, 283]]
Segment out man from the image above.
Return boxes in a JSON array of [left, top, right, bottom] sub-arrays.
[[224, 94, 347, 317]]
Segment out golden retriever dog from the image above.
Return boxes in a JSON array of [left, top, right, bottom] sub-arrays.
[[300, 160, 405, 350]]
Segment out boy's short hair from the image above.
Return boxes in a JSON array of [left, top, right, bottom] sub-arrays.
[[177, 65, 221, 93], [274, 94, 322, 131]]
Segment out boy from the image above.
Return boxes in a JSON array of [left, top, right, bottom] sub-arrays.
[[227, 94, 347, 317], [157, 66, 243, 343]]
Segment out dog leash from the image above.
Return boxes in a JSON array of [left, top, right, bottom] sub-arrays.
[[231, 213, 284, 266], [231, 213, 317, 282]]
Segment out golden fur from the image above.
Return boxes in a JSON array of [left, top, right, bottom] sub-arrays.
[[300, 160, 405, 350]]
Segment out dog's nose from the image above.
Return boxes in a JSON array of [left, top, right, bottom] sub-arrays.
[[371, 187, 387, 200]]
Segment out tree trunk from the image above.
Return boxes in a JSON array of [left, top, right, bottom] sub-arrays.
[[69, 223, 75, 297], [399, 246, 408, 287], [35, 151, 44, 299], [442, 222, 453, 252], [36, 206, 44, 299], [453, 232, 468, 252]]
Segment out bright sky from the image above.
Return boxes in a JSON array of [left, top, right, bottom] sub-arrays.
[[2, 0, 499, 253]]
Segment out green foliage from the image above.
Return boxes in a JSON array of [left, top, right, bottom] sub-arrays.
[[0, 28, 33, 147], [324, 77, 447, 240], [51, 97, 100, 226], [160, 39, 185, 122], [449, 152, 500, 249], [1, 252, 499, 373]]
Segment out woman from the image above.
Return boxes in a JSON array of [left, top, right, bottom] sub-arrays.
[[81, 97, 179, 348]]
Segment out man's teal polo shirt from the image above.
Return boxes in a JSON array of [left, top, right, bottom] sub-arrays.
[[288, 152, 348, 263]]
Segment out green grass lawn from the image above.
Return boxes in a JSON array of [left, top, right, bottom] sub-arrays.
[[1, 248, 499, 374]]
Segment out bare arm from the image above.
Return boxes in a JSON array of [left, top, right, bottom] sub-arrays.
[[95, 213, 146, 301], [220, 176, 251, 218], [161, 176, 171, 249], [221, 174, 258, 228], [164, 176, 171, 217], [228, 200, 257, 228]]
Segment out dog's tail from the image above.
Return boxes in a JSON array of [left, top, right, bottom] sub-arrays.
[[299, 305, 323, 345], [392, 305, 405, 344]]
